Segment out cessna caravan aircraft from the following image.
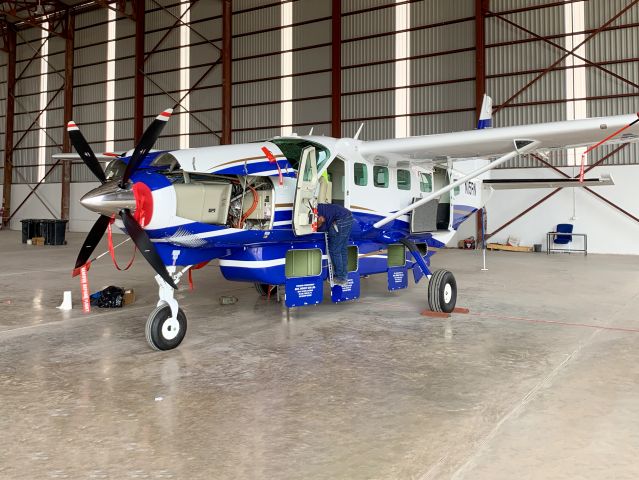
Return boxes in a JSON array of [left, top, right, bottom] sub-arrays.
[[57, 96, 637, 350]]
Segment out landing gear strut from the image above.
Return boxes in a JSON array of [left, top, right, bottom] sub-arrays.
[[428, 269, 457, 313], [145, 265, 191, 351]]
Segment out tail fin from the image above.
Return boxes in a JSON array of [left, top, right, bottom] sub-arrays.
[[477, 94, 493, 129]]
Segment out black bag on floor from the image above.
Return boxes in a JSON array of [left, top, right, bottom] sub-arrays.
[[90, 286, 125, 308]]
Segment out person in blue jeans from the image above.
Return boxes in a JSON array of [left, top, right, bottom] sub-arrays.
[[316, 203, 354, 287]]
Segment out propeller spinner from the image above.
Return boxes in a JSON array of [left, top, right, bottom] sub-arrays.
[[68, 109, 177, 289]]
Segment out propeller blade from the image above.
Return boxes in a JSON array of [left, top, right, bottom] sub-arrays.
[[120, 209, 177, 289], [67, 121, 107, 183], [120, 109, 173, 186], [72, 214, 111, 276]]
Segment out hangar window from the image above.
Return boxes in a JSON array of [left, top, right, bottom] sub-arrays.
[[354, 163, 368, 186], [419, 173, 433, 192], [397, 169, 411, 190], [268, 138, 330, 172], [373, 166, 389, 188]]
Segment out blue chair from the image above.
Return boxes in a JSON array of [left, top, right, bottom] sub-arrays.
[[553, 223, 573, 245]]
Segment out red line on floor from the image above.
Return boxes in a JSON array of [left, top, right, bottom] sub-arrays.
[[474, 312, 639, 334]]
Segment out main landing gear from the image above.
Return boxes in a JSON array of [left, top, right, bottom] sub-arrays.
[[427, 269, 457, 313], [145, 265, 191, 351]]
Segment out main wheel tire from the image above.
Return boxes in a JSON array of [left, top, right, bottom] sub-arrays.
[[428, 269, 457, 313], [145, 304, 187, 351], [254, 283, 271, 296]]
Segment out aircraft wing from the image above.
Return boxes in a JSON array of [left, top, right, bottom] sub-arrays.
[[358, 114, 639, 160]]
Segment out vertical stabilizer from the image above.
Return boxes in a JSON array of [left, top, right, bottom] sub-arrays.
[[477, 94, 493, 129]]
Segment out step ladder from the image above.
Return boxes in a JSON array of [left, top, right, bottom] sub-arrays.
[[325, 232, 334, 287]]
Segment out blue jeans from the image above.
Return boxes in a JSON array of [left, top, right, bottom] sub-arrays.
[[327, 217, 353, 281]]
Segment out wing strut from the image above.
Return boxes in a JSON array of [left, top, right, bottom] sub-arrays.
[[373, 139, 541, 229]]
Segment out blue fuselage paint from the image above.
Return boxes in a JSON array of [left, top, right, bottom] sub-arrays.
[[118, 162, 473, 286]]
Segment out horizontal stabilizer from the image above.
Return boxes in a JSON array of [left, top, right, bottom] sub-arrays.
[[483, 174, 614, 190]]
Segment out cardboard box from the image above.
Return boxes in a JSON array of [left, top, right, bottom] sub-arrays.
[[32, 237, 45, 246], [123, 289, 135, 306]]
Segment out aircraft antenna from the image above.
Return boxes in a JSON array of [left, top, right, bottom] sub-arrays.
[[354, 123, 365, 140]]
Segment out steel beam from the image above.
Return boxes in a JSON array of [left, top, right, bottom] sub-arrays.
[[2, 27, 16, 227], [61, 12, 74, 224], [475, 0, 488, 124], [331, 0, 342, 138], [221, 0, 232, 145], [494, 0, 639, 115], [133, 0, 145, 143]]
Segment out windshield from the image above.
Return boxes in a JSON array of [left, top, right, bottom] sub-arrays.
[[268, 138, 331, 172]]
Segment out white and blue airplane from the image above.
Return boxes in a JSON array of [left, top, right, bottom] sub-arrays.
[[58, 96, 636, 350]]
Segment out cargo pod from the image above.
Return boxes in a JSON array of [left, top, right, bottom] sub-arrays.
[[387, 243, 408, 290], [284, 248, 324, 308], [331, 245, 361, 303]]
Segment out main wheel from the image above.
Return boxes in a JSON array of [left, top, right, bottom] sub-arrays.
[[145, 304, 187, 351], [428, 269, 457, 313]]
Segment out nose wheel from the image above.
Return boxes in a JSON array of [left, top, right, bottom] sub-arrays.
[[145, 304, 187, 351]]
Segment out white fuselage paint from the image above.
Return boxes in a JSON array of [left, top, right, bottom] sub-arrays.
[[147, 136, 486, 249]]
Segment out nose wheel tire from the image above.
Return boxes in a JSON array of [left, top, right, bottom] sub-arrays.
[[428, 269, 457, 313], [145, 304, 187, 351]]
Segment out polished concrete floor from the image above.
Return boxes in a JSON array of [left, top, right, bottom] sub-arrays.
[[1, 229, 639, 479]]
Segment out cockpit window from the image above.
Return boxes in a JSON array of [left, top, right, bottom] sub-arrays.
[[268, 138, 331, 172], [150, 152, 181, 172], [104, 159, 127, 180]]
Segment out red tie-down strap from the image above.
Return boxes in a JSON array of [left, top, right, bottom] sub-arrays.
[[261, 146, 283, 186], [311, 207, 318, 232], [107, 215, 137, 271], [579, 115, 639, 182], [188, 260, 211, 290]]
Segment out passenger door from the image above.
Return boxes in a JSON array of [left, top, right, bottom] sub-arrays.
[[293, 146, 319, 236]]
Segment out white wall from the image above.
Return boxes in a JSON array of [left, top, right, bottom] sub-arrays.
[[1, 182, 100, 232], [486, 165, 639, 255]]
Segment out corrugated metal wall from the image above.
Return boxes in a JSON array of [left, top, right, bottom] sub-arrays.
[[487, 0, 639, 168], [2, 0, 639, 188]]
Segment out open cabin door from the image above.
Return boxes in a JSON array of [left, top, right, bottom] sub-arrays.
[[293, 146, 319, 236], [410, 169, 438, 234]]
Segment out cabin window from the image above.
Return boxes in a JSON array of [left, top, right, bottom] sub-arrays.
[[453, 184, 461, 195], [419, 173, 433, 193], [354, 163, 368, 186], [397, 169, 411, 190], [373, 166, 389, 188]]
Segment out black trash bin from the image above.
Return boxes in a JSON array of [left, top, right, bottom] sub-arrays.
[[20, 219, 42, 244], [40, 219, 68, 245]]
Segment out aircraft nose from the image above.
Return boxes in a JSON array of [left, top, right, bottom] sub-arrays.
[[80, 181, 136, 217]]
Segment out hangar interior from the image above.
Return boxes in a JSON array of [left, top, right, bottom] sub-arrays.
[[1, 1, 639, 479]]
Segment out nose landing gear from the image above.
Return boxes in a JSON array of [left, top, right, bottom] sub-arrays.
[[145, 265, 192, 351]]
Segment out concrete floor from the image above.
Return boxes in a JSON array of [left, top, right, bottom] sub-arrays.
[[1, 229, 639, 480]]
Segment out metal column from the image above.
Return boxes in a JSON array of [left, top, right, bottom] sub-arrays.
[[331, 0, 342, 138], [61, 12, 75, 224], [133, 0, 145, 143], [2, 27, 16, 228], [475, 0, 488, 123], [221, 0, 232, 145]]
